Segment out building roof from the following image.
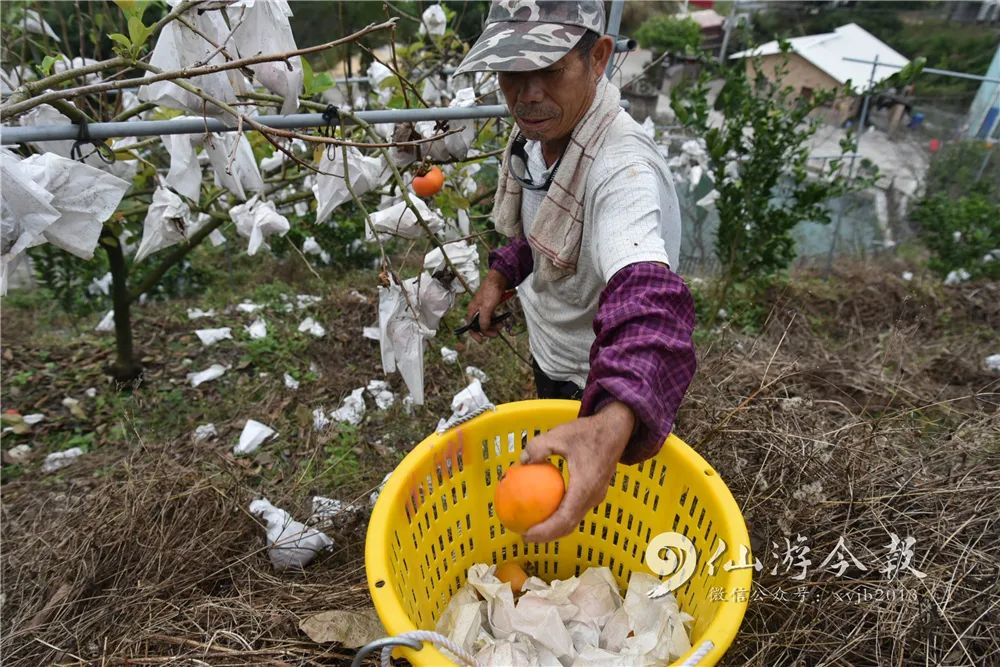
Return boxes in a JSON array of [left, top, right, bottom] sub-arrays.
[[729, 23, 910, 93], [686, 9, 725, 30]]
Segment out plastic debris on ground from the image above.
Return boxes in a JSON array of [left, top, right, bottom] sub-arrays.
[[298, 317, 326, 337], [193, 423, 218, 442], [41, 447, 84, 473], [95, 310, 115, 333], [365, 379, 395, 410], [441, 346, 459, 364], [944, 268, 971, 285], [245, 318, 268, 340], [231, 195, 290, 256], [466, 366, 489, 384], [330, 387, 366, 425], [236, 301, 263, 313], [187, 307, 216, 320], [986, 354, 1000, 373], [369, 472, 392, 506], [901, 271, 914, 282], [437, 379, 491, 432], [248, 498, 332, 571], [234, 419, 276, 455], [312, 407, 331, 432], [435, 564, 692, 666], [195, 327, 232, 346], [284, 373, 300, 390], [5, 444, 32, 464], [23, 413, 45, 425], [187, 363, 228, 387], [310, 495, 365, 524]]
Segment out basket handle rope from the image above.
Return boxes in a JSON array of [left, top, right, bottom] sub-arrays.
[[351, 630, 481, 667]]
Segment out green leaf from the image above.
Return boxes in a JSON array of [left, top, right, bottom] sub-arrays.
[[127, 15, 152, 50], [108, 33, 132, 49], [39, 55, 59, 77], [301, 56, 315, 95], [312, 72, 334, 95]]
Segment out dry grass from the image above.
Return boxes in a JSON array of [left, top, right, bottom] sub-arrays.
[[2, 264, 998, 666]]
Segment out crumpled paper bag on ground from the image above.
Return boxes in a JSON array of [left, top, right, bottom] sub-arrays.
[[41, 447, 84, 473], [139, 9, 248, 114], [231, 195, 290, 256], [195, 327, 232, 346], [249, 498, 332, 571], [300, 609, 384, 647], [437, 379, 491, 432], [436, 565, 693, 667], [228, 0, 302, 115], [244, 316, 266, 339], [187, 363, 229, 387], [330, 387, 366, 425], [135, 187, 191, 262], [235, 419, 276, 455], [313, 147, 387, 224]]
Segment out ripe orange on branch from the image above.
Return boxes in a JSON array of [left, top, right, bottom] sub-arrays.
[[494, 461, 565, 534]]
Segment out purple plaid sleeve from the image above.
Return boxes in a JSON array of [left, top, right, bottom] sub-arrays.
[[488, 235, 533, 287], [579, 262, 697, 464]]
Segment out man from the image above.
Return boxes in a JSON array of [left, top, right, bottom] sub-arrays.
[[457, 0, 697, 543]]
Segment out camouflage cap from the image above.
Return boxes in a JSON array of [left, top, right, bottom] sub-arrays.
[[455, 0, 606, 75]]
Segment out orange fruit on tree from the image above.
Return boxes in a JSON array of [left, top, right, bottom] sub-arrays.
[[495, 561, 530, 593], [494, 461, 565, 534], [412, 165, 444, 197]]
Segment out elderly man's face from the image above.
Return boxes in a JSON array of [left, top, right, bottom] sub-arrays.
[[497, 36, 613, 150]]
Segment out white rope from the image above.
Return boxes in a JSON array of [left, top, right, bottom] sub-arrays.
[[379, 630, 481, 667]]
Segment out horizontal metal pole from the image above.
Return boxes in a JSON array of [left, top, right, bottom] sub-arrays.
[[842, 56, 1000, 84], [0, 105, 510, 145]]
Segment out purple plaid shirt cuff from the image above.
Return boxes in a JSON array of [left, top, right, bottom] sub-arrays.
[[488, 235, 533, 287], [579, 262, 697, 465]]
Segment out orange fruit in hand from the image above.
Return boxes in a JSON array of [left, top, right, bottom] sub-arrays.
[[494, 462, 565, 534], [412, 165, 444, 197], [495, 561, 529, 593]]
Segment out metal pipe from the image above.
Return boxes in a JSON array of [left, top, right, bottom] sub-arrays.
[[841, 57, 1000, 85], [605, 0, 625, 77], [0, 105, 510, 145]]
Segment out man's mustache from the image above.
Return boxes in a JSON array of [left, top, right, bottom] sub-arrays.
[[514, 104, 558, 120]]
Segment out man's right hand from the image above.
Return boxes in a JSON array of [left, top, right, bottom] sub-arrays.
[[465, 269, 509, 342]]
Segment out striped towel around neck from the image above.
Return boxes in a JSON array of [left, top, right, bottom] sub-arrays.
[[491, 77, 623, 282]]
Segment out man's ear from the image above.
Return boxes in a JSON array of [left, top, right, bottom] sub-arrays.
[[592, 35, 614, 77]]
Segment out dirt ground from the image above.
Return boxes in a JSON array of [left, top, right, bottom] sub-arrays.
[[1, 261, 998, 666]]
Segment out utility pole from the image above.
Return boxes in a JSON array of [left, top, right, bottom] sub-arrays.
[[825, 54, 879, 277], [718, 0, 739, 64]]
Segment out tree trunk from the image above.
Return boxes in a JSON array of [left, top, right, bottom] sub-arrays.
[[102, 228, 142, 382]]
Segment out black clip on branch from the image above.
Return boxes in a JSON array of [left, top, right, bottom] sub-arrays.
[[322, 104, 342, 159], [70, 118, 115, 165]]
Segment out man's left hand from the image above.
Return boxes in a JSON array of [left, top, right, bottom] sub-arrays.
[[520, 401, 635, 543]]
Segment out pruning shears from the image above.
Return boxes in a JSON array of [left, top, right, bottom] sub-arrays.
[[454, 289, 517, 337]]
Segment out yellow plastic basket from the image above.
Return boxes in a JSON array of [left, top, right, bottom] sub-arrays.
[[365, 400, 752, 666]]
